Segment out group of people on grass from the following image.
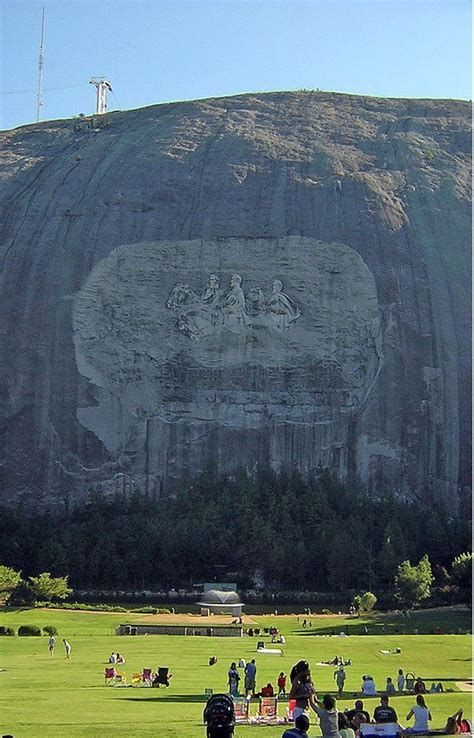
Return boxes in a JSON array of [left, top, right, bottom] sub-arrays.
[[108, 651, 125, 664], [47, 636, 71, 659], [332, 668, 442, 699], [227, 658, 290, 699], [280, 660, 469, 737], [283, 705, 469, 738]]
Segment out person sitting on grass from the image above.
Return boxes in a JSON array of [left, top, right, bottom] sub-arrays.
[[338, 712, 356, 738], [374, 694, 398, 724], [261, 682, 274, 697], [413, 677, 426, 695], [361, 675, 377, 696], [345, 700, 370, 727], [282, 713, 310, 737], [116, 653, 125, 664], [443, 709, 471, 734], [385, 677, 396, 696], [314, 694, 339, 738], [405, 695, 432, 734]]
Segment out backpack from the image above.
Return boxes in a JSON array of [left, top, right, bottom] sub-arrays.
[[203, 693, 235, 736]]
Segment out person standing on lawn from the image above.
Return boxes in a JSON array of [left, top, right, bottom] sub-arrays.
[[63, 639, 71, 659], [245, 659, 257, 697], [334, 665, 346, 697]]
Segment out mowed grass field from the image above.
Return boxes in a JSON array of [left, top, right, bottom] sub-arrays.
[[0, 607, 471, 738]]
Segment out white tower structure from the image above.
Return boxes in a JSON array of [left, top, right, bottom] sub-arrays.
[[36, 7, 46, 122], [89, 78, 112, 115]]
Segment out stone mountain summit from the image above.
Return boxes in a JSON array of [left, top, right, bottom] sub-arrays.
[[0, 91, 471, 505]]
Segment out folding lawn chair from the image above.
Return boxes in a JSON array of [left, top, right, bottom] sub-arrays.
[[114, 671, 127, 686], [258, 696, 278, 723], [142, 668, 153, 686], [104, 667, 117, 685], [153, 667, 172, 687], [286, 699, 296, 722], [233, 697, 250, 724]]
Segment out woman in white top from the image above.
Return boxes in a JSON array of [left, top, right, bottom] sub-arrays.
[[397, 669, 405, 693], [406, 694, 432, 733], [361, 675, 377, 696]]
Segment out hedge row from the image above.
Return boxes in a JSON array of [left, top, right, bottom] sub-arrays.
[[36, 602, 171, 614], [0, 625, 58, 637]]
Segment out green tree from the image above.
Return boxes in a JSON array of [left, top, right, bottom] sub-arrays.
[[0, 564, 22, 603], [394, 555, 433, 608], [353, 591, 377, 613], [451, 552, 472, 605], [29, 572, 73, 603]]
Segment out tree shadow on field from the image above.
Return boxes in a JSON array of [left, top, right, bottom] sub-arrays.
[[117, 694, 208, 703]]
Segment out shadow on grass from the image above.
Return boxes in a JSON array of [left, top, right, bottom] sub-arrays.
[[116, 691, 364, 702], [293, 627, 403, 636], [116, 694, 215, 703], [291, 610, 471, 637]]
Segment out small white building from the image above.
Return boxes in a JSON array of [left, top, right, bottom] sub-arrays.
[[196, 586, 244, 616]]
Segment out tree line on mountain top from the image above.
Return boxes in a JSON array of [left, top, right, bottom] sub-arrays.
[[0, 467, 471, 603]]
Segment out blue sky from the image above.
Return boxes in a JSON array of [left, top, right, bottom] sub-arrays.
[[1, 0, 472, 130]]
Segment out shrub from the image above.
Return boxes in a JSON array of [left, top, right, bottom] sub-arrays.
[[18, 624, 42, 636], [43, 625, 58, 636], [353, 591, 377, 613], [32, 601, 171, 614], [0, 626, 15, 636]]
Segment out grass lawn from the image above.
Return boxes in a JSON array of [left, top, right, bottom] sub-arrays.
[[0, 607, 471, 737]]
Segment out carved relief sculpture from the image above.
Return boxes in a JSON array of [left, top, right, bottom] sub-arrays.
[[166, 274, 301, 340]]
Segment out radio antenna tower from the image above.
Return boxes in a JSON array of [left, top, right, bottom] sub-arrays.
[[89, 78, 113, 114], [36, 6, 46, 122]]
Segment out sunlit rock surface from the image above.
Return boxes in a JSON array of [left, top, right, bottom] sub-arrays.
[[0, 91, 471, 504]]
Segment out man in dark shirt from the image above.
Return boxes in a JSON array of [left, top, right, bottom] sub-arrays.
[[282, 713, 310, 737], [373, 695, 398, 723], [346, 700, 370, 724]]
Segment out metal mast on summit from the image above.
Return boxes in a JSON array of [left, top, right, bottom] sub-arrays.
[[36, 6, 45, 122], [89, 78, 112, 114]]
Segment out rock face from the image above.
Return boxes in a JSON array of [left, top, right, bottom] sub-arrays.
[[0, 91, 471, 505]]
